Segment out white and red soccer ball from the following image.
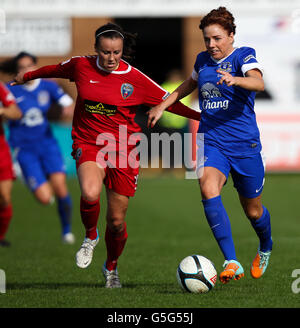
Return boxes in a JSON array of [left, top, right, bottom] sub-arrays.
[[176, 255, 217, 293]]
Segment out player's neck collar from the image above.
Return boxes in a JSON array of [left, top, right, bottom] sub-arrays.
[[210, 48, 237, 64], [22, 78, 41, 91], [96, 57, 131, 74]]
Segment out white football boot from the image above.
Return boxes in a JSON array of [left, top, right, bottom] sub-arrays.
[[62, 232, 75, 245], [76, 233, 99, 268], [102, 263, 122, 288]]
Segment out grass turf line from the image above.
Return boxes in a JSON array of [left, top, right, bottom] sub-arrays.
[[0, 173, 300, 308]]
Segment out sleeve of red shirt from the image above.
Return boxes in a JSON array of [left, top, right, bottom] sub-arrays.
[[0, 82, 16, 106], [140, 72, 200, 121], [23, 57, 77, 82]]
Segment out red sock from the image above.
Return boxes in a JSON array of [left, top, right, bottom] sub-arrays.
[[0, 204, 13, 240], [80, 196, 100, 240], [105, 222, 128, 271]]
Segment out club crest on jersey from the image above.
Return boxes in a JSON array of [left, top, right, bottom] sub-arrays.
[[121, 83, 134, 100], [218, 61, 232, 73], [38, 91, 50, 106]]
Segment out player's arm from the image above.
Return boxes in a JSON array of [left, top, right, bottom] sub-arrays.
[[59, 95, 74, 120], [11, 65, 62, 85], [0, 103, 22, 120], [0, 84, 22, 120], [61, 103, 74, 120], [10, 58, 76, 86], [145, 76, 199, 128], [216, 69, 264, 92], [48, 81, 74, 121]]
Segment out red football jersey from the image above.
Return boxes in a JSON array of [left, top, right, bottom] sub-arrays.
[[0, 82, 16, 140], [24, 56, 200, 145]]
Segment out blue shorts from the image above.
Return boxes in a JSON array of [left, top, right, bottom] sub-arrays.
[[16, 138, 66, 191], [197, 144, 265, 198]]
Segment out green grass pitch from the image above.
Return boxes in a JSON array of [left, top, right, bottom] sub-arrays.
[[0, 173, 300, 308]]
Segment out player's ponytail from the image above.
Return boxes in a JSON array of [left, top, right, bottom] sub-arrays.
[[0, 51, 37, 75], [199, 6, 236, 35], [94, 23, 137, 64]]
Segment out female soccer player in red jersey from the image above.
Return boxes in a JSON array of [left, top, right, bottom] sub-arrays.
[[0, 82, 22, 247], [12, 22, 200, 288]]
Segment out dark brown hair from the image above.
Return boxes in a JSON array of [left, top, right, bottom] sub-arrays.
[[0, 51, 37, 75], [199, 7, 236, 35], [94, 22, 137, 63]]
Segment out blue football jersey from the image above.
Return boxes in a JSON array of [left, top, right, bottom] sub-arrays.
[[192, 47, 263, 157], [7, 79, 70, 148]]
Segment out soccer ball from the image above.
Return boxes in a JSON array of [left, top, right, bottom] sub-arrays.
[[176, 255, 217, 293]]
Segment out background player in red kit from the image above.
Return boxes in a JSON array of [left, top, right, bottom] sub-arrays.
[[12, 23, 200, 287], [0, 82, 22, 246]]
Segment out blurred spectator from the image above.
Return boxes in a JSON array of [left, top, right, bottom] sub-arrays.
[[160, 69, 191, 131], [159, 69, 194, 170]]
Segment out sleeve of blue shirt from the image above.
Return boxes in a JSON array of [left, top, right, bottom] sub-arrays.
[[237, 47, 263, 76], [45, 80, 73, 107]]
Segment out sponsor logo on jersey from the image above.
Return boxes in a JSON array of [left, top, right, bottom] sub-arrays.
[[218, 61, 232, 73], [21, 108, 44, 127], [201, 82, 222, 99], [200, 82, 229, 110], [202, 99, 229, 110], [84, 99, 117, 116], [121, 83, 134, 100]]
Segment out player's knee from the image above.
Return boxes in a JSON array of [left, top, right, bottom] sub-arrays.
[[107, 216, 125, 233], [34, 189, 54, 205], [0, 193, 11, 207], [81, 184, 100, 202], [200, 181, 220, 199], [81, 190, 100, 202], [245, 207, 262, 220], [53, 184, 68, 199], [38, 195, 54, 205]]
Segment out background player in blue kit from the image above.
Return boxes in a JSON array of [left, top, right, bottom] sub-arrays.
[[147, 7, 273, 284], [0, 52, 75, 244]]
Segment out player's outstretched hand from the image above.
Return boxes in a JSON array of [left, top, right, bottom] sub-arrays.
[[216, 69, 237, 87], [10, 72, 26, 86], [146, 105, 165, 128]]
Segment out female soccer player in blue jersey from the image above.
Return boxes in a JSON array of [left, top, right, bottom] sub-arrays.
[[148, 7, 273, 284], [0, 52, 75, 244]]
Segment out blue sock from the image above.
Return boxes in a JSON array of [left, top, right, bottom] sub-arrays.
[[202, 195, 237, 261], [249, 206, 273, 252], [57, 194, 72, 235]]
